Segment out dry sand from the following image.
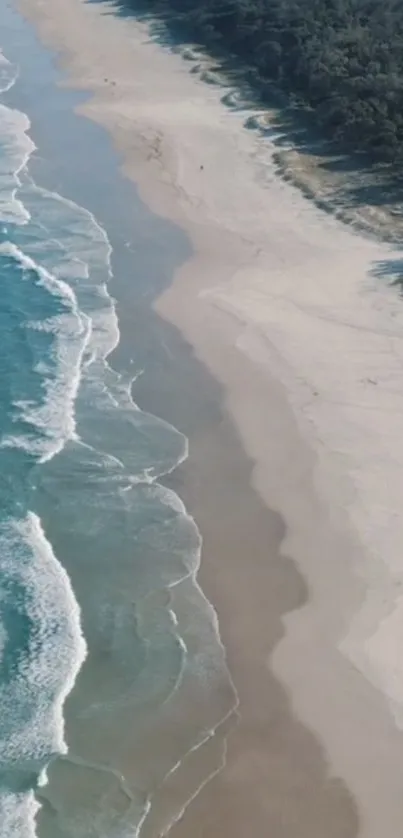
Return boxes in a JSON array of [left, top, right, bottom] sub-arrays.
[[17, 0, 403, 835]]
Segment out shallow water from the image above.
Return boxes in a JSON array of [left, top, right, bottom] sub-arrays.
[[0, 3, 236, 835]]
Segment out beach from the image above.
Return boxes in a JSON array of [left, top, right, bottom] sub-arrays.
[[14, 0, 403, 835]]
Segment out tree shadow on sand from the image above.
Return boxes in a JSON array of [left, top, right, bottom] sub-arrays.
[[76, 3, 362, 836], [86, 0, 403, 231], [370, 257, 403, 293]]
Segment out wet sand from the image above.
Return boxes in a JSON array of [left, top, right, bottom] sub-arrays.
[[17, 0, 403, 836], [158, 349, 359, 838], [140, 285, 403, 838]]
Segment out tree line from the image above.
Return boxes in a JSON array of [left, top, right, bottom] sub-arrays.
[[131, 0, 403, 164]]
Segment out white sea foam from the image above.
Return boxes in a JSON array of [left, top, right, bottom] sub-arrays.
[[0, 241, 92, 461], [0, 512, 86, 834], [20, 176, 120, 361], [17, 146, 228, 838], [0, 512, 87, 758], [11, 177, 190, 479], [0, 240, 80, 306], [0, 50, 18, 94], [16, 307, 90, 460], [0, 45, 29, 227], [0, 790, 40, 838], [0, 105, 33, 224], [0, 36, 233, 838], [0, 49, 92, 837]]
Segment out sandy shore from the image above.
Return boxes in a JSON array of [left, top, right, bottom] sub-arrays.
[[17, 0, 403, 835]]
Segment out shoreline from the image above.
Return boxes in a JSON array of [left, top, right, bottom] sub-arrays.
[[16, 0, 403, 835], [1, 7, 238, 834], [122, 3, 403, 248]]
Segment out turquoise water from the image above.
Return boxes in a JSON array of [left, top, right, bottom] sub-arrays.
[[0, 4, 235, 836], [0, 49, 88, 833]]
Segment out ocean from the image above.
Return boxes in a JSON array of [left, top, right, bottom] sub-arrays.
[[0, 3, 235, 836]]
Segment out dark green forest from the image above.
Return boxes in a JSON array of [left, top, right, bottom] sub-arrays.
[[127, 0, 403, 165]]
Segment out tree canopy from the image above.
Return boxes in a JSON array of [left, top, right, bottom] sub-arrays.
[[135, 0, 403, 164]]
